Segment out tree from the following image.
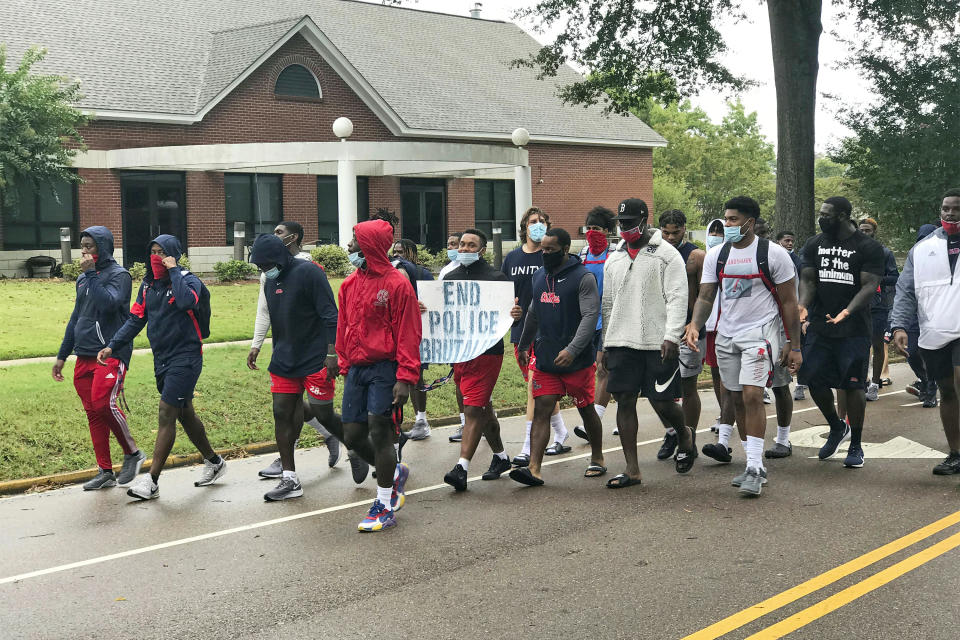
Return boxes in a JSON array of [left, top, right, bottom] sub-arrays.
[[0, 45, 86, 211], [508, 0, 960, 241]]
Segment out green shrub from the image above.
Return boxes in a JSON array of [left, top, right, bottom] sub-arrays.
[[213, 259, 257, 283], [416, 245, 449, 272], [178, 254, 192, 271], [311, 244, 351, 276], [60, 258, 83, 281], [129, 262, 146, 281]]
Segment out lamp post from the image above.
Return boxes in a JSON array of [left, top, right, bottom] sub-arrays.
[[512, 127, 532, 240], [334, 117, 357, 250]]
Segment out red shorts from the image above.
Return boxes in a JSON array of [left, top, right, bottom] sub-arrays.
[[531, 363, 596, 408], [513, 344, 537, 382], [705, 331, 718, 368], [270, 369, 335, 401], [453, 354, 503, 407]]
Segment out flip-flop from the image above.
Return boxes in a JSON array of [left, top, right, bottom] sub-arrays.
[[606, 473, 642, 489], [573, 426, 590, 442], [544, 442, 572, 455], [509, 467, 545, 487], [584, 463, 607, 478], [675, 449, 697, 474]]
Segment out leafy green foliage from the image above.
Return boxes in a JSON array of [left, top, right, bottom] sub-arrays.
[[178, 254, 191, 271], [0, 45, 87, 210], [128, 262, 146, 281], [59, 258, 82, 282], [415, 245, 446, 271], [311, 244, 351, 276], [213, 259, 256, 283]]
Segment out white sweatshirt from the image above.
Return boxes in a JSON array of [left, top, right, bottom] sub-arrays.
[[251, 250, 313, 349], [601, 229, 688, 350]]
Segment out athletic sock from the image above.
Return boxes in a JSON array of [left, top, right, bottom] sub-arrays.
[[776, 426, 791, 446], [521, 421, 532, 456], [718, 424, 733, 447], [495, 451, 508, 460], [376, 486, 393, 510], [849, 427, 863, 449], [282, 470, 297, 481], [416, 411, 427, 422], [594, 404, 607, 419], [207, 454, 222, 465], [457, 457, 470, 472], [740, 440, 748, 458], [308, 418, 332, 439], [746, 436, 764, 470], [550, 413, 567, 441], [459, 413, 466, 427]]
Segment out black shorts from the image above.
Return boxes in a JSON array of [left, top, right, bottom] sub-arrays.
[[604, 347, 680, 400], [919, 339, 960, 381], [871, 310, 889, 338], [156, 360, 202, 408], [798, 333, 870, 390]]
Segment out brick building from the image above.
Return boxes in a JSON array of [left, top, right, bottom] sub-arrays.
[[0, 0, 663, 275]]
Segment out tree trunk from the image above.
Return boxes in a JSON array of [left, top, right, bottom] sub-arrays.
[[768, 0, 822, 241]]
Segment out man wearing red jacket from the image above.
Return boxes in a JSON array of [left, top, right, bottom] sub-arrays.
[[338, 219, 422, 532]]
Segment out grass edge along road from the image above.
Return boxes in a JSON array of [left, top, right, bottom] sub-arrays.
[[682, 508, 960, 639]]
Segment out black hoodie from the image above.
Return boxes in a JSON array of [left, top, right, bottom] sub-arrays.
[[249, 234, 338, 378], [58, 226, 133, 365], [108, 234, 205, 373]]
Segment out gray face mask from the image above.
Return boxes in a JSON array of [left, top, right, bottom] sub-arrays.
[[264, 266, 280, 279]]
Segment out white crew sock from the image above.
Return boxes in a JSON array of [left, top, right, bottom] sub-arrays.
[[666, 427, 677, 436], [521, 421, 533, 456], [416, 411, 427, 422], [459, 413, 466, 427], [457, 457, 470, 472], [746, 436, 764, 471], [308, 418, 332, 439], [718, 424, 733, 447], [550, 412, 567, 441], [594, 404, 607, 419], [495, 451, 508, 460], [282, 470, 298, 481], [776, 425, 791, 446], [376, 486, 393, 510]]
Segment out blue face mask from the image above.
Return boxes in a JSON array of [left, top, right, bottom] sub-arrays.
[[348, 251, 366, 269], [706, 235, 724, 249], [723, 222, 749, 244], [263, 266, 280, 279], [458, 251, 479, 265], [447, 248, 459, 262], [528, 222, 547, 242]]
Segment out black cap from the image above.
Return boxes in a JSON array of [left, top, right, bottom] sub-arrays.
[[614, 198, 649, 221]]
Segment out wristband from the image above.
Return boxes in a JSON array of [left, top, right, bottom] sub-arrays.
[[791, 348, 802, 352]]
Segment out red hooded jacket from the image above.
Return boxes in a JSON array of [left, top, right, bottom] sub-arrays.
[[336, 219, 422, 384]]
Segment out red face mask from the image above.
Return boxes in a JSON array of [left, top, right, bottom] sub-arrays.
[[619, 225, 644, 244], [150, 254, 169, 279], [941, 218, 960, 236], [585, 230, 609, 255]]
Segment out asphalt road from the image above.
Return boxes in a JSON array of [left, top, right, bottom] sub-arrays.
[[2, 361, 959, 640]]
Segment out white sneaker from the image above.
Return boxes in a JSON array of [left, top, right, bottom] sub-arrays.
[[865, 382, 879, 402], [126, 475, 158, 500], [194, 458, 227, 487], [762, 389, 772, 404], [407, 418, 431, 440]]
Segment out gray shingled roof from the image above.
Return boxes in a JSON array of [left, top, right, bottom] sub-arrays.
[[0, 0, 665, 145]]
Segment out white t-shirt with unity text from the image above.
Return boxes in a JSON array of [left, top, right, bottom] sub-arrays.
[[701, 237, 796, 338]]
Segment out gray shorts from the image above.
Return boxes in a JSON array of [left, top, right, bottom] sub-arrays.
[[678, 336, 705, 379], [715, 319, 784, 392]]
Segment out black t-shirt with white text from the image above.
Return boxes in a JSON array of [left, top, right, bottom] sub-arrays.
[[800, 230, 885, 338], [948, 233, 960, 274]]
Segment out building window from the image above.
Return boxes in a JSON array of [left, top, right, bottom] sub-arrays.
[[317, 176, 369, 246], [274, 64, 321, 99], [224, 174, 282, 245], [474, 180, 515, 241], [1, 176, 77, 249]]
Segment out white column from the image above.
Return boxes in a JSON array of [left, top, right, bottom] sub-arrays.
[[514, 164, 532, 232], [337, 158, 357, 249]]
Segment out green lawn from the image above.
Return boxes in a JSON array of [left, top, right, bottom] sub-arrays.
[[0, 342, 527, 481], [0, 278, 344, 360]]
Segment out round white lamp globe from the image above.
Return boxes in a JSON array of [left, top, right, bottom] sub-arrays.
[[511, 127, 531, 147], [333, 117, 354, 139]]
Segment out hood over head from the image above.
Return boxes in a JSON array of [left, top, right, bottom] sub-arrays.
[[707, 218, 725, 235], [249, 234, 293, 272], [146, 234, 183, 280], [917, 224, 938, 242], [551, 253, 583, 277], [354, 219, 394, 275], [80, 226, 116, 268]]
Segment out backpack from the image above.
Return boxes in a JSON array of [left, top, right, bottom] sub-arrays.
[[715, 237, 789, 341], [193, 281, 212, 339]]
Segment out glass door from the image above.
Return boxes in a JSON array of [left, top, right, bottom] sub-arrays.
[[120, 172, 186, 267], [399, 180, 446, 251]]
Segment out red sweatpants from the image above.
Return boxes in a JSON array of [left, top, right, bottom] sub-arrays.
[[73, 356, 136, 470]]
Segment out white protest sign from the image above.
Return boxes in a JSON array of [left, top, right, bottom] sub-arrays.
[[418, 280, 515, 363]]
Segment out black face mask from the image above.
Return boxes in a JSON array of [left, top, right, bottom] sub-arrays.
[[818, 217, 840, 236], [543, 251, 565, 270]]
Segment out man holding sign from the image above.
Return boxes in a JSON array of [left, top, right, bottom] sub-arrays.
[[511, 228, 605, 486], [437, 229, 514, 491]]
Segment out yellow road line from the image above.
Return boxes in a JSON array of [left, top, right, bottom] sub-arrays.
[[746, 529, 960, 639], [681, 509, 960, 640]]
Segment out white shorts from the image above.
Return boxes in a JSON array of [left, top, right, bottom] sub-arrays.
[[770, 326, 792, 388], [678, 336, 705, 379], [715, 319, 784, 392]]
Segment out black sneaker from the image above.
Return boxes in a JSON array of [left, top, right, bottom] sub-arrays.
[[906, 380, 923, 397], [922, 381, 939, 408], [933, 453, 960, 475], [818, 422, 851, 460], [481, 456, 512, 480], [573, 426, 590, 442], [444, 463, 468, 491], [701, 442, 732, 463], [657, 431, 678, 460]]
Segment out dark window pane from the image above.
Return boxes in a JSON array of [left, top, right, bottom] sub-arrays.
[[275, 65, 320, 98], [401, 191, 421, 243], [37, 180, 74, 223], [38, 226, 63, 246], [4, 225, 35, 247], [225, 175, 252, 224], [493, 182, 514, 221], [253, 175, 282, 224], [474, 180, 516, 240], [474, 181, 492, 222], [10, 180, 37, 222], [317, 177, 338, 246]]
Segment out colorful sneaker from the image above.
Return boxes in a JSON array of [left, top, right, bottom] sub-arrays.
[[391, 462, 410, 511], [127, 475, 159, 500], [844, 447, 865, 468], [258, 457, 283, 479], [194, 458, 227, 487], [358, 500, 396, 532], [117, 450, 146, 486], [83, 469, 117, 491], [819, 423, 851, 460]]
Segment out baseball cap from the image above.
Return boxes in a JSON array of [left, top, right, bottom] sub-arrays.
[[614, 198, 649, 221]]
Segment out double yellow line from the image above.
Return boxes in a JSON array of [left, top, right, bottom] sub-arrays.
[[683, 509, 960, 639]]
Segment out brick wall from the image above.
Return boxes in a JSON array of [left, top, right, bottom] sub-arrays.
[[76, 169, 122, 232], [447, 178, 474, 235], [281, 174, 319, 242]]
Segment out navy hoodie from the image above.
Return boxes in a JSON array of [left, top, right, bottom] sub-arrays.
[[108, 235, 204, 374], [58, 226, 133, 365], [249, 234, 338, 378]]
